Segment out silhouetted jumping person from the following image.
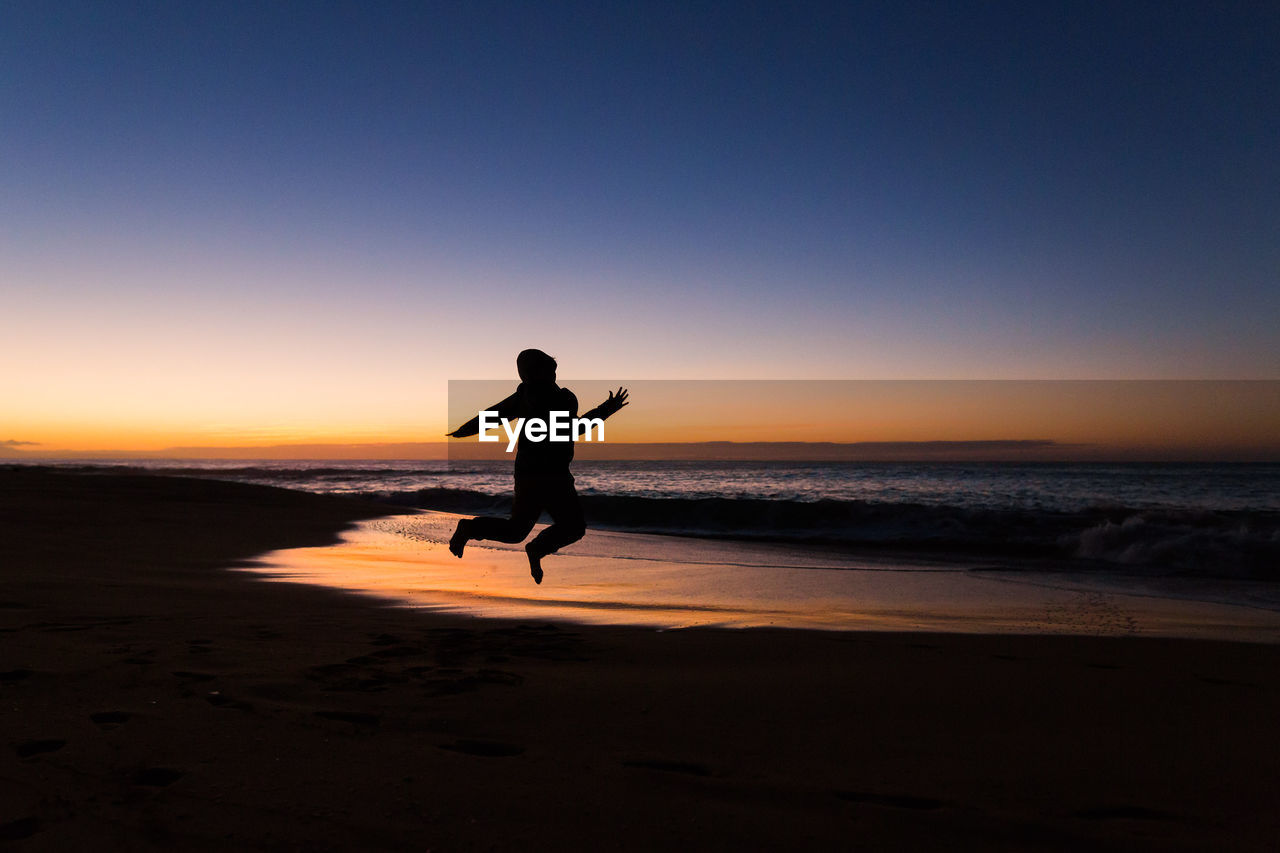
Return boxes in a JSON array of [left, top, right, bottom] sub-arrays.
[[446, 349, 629, 584]]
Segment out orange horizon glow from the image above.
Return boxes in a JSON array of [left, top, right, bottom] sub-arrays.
[[446, 380, 1280, 455], [7, 380, 1276, 460]]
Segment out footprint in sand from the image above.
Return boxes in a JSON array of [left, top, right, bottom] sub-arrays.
[[835, 790, 944, 810], [313, 710, 380, 726], [90, 711, 132, 729], [13, 738, 66, 758], [171, 670, 216, 682], [0, 817, 41, 842], [419, 668, 526, 697], [308, 662, 408, 693]]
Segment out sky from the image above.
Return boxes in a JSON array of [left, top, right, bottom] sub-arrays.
[[2, 1, 1278, 451], [445, 380, 1280, 460]]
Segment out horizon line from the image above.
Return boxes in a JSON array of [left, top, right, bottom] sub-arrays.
[[4, 438, 1279, 463]]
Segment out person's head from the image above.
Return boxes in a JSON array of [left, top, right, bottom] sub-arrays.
[[516, 349, 557, 385]]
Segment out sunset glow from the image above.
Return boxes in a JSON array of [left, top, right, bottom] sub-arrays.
[[3, 4, 1277, 456]]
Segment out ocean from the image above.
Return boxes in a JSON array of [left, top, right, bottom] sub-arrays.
[[18, 459, 1280, 580]]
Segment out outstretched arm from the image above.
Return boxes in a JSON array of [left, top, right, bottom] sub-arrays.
[[581, 387, 630, 422], [447, 390, 521, 437]]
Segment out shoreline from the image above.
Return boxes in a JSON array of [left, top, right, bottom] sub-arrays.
[[3, 468, 1279, 849], [247, 510, 1280, 641], [10, 458, 1279, 585]]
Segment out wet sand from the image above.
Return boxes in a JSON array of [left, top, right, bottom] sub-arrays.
[[2, 467, 1279, 850], [250, 511, 1280, 640]]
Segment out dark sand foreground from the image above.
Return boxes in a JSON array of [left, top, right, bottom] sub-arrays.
[[2, 468, 1278, 851]]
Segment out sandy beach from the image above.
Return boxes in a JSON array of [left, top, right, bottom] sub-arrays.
[[3, 467, 1279, 850]]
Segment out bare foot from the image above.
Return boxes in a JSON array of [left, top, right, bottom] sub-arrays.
[[449, 522, 468, 558], [525, 544, 543, 584]]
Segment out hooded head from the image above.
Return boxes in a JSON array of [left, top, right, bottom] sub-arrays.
[[516, 349, 557, 386]]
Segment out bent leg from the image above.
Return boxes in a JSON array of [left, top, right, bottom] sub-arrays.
[[450, 488, 540, 557], [464, 513, 538, 544], [526, 481, 585, 559]]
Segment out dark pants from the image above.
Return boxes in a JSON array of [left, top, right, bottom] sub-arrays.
[[464, 473, 586, 558]]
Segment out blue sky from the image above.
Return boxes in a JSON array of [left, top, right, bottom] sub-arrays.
[[2, 1, 1277, 446]]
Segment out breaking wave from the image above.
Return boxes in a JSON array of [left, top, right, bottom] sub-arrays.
[[375, 487, 1280, 579]]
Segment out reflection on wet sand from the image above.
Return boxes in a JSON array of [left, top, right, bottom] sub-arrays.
[[243, 512, 1280, 641]]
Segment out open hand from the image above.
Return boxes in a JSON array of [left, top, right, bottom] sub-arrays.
[[601, 387, 629, 416]]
